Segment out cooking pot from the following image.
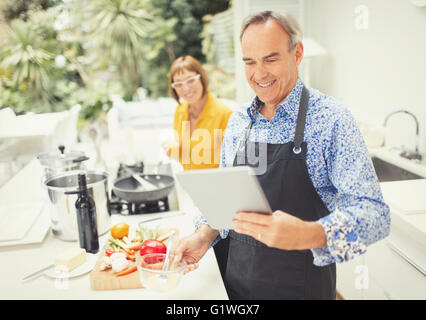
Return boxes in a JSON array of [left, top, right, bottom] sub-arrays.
[[37, 145, 89, 182], [113, 174, 175, 204], [44, 170, 110, 241]]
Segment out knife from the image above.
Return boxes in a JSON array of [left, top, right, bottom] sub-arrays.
[[22, 264, 54, 281]]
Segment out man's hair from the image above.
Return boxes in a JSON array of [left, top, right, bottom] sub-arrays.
[[240, 10, 303, 51]]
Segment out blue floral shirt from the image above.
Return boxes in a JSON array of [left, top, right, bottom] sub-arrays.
[[194, 77, 391, 267]]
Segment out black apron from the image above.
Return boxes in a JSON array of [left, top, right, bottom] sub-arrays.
[[223, 85, 336, 300]]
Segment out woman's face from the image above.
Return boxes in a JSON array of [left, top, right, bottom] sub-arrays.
[[172, 69, 204, 105]]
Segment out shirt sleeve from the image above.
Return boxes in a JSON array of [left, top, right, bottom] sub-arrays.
[[311, 108, 391, 266]]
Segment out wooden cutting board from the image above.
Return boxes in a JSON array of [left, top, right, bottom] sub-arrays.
[[90, 228, 179, 290]]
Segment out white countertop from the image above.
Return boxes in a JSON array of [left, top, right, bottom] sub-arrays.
[[0, 212, 227, 300], [0, 158, 228, 300], [369, 147, 426, 176], [369, 147, 426, 275], [370, 148, 426, 236]]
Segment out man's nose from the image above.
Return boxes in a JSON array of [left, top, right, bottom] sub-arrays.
[[253, 63, 269, 80]]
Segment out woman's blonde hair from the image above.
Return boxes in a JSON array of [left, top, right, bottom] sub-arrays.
[[168, 55, 208, 103]]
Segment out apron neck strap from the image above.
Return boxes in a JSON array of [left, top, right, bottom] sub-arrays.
[[293, 85, 309, 151]]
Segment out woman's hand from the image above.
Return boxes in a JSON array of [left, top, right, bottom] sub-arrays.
[[232, 210, 327, 251], [162, 141, 180, 160]]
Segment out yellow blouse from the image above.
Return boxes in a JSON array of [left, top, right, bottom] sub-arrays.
[[168, 92, 233, 170]]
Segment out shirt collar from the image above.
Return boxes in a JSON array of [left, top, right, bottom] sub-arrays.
[[247, 77, 305, 121]]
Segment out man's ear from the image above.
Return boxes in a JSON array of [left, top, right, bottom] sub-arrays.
[[294, 41, 304, 66]]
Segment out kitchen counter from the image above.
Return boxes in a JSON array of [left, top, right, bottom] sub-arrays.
[[3, 141, 425, 300], [0, 158, 228, 300], [337, 147, 426, 300], [369, 147, 426, 176], [368, 148, 426, 239], [370, 148, 426, 273]]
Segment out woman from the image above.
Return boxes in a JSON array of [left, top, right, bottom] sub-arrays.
[[166, 56, 233, 170]]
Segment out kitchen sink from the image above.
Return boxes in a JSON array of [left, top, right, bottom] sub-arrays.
[[371, 156, 424, 182]]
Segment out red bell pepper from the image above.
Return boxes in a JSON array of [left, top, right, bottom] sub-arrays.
[[140, 239, 167, 264]]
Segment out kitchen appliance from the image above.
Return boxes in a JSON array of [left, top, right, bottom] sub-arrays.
[[44, 170, 110, 241], [37, 145, 89, 182], [109, 162, 179, 215], [113, 174, 174, 203]]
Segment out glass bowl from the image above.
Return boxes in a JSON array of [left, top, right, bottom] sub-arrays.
[[136, 253, 186, 292]]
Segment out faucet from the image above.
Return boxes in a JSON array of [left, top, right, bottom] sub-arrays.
[[383, 110, 422, 161]]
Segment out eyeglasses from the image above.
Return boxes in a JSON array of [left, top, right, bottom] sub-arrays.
[[171, 74, 200, 90]]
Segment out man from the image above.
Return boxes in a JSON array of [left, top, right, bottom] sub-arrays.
[[173, 11, 390, 300]]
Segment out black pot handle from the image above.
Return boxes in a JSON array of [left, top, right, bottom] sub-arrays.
[[64, 186, 92, 195], [64, 190, 79, 195], [73, 156, 90, 163]]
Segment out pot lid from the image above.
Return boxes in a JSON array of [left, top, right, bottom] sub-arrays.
[[37, 145, 87, 167]]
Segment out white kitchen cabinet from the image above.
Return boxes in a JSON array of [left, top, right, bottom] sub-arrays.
[[363, 277, 390, 300], [364, 238, 426, 300], [338, 237, 426, 300], [336, 254, 366, 300]]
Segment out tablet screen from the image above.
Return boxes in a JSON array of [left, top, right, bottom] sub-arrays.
[[175, 166, 272, 230]]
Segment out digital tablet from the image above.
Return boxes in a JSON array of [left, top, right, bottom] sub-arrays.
[[175, 166, 272, 230]]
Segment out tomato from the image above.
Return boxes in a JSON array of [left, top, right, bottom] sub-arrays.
[[105, 249, 115, 256], [110, 222, 129, 239], [139, 239, 167, 263]]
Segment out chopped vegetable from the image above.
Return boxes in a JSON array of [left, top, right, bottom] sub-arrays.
[[126, 255, 136, 262], [105, 249, 115, 257], [138, 225, 159, 242], [118, 249, 136, 261], [100, 256, 112, 271], [110, 252, 127, 262], [108, 238, 133, 255], [128, 243, 143, 250], [111, 257, 129, 273], [115, 265, 137, 277]]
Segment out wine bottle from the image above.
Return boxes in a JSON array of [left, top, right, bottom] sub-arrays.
[[75, 173, 99, 253]]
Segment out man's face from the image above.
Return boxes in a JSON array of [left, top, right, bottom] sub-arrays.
[[241, 19, 303, 109]]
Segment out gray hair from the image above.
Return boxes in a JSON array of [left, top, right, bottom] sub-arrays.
[[240, 10, 303, 51]]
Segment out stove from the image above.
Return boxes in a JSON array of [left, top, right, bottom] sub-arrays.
[[109, 162, 179, 215]]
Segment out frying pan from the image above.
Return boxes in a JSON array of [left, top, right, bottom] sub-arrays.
[[112, 173, 175, 204]]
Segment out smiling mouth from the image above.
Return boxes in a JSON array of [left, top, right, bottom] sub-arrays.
[[255, 80, 276, 88], [184, 92, 195, 98]]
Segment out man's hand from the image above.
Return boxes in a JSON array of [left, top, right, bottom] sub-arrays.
[[232, 210, 327, 250], [172, 225, 219, 274]]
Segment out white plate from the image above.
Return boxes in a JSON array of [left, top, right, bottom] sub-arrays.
[[44, 253, 98, 279]]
